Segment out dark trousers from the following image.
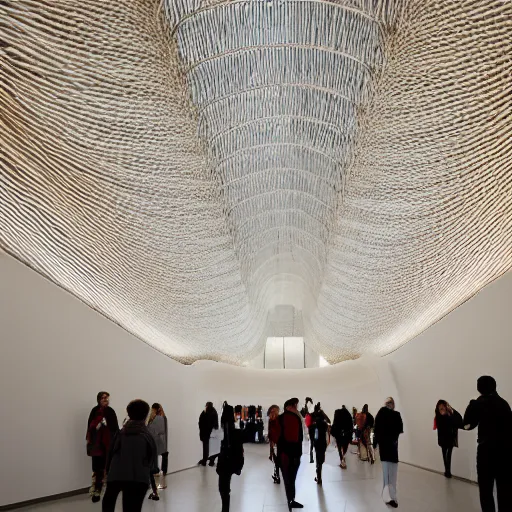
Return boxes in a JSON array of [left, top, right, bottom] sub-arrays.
[[102, 481, 148, 512], [336, 438, 349, 462], [280, 453, 301, 504], [92, 455, 107, 492], [308, 427, 315, 460], [161, 451, 169, 474], [441, 445, 453, 475], [477, 446, 512, 512], [218, 471, 232, 512], [315, 447, 326, 481], [202, 439, 209, 462]]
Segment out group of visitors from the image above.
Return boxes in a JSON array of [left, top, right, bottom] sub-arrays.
[[85, 393, 168, 511], [84, 374, 511, 512]]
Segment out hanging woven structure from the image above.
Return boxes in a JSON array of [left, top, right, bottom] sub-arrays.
[[1, 0, 511, 364]]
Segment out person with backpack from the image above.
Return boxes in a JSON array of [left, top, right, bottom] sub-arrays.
[[311, 403, 330, 485], [278, 397, 304, 510], [102, 399, 157, 512], [331, 406, 353, 469], [217, 402, 244, 512]]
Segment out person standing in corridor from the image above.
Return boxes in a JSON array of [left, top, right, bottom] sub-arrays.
[[86, 392, 119, 503], [463, 376, 512, 512], [198, 402, 219, 466], [217, 402, 244, 512], [434, 400, 462, 478], [278, 397, 304, 510], [374, 397, 403, 509]]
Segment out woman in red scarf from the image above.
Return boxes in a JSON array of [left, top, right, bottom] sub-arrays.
[[86, 392, 119, 503]]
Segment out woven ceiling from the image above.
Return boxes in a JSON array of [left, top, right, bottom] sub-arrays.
[[1, 0, 511, 364]]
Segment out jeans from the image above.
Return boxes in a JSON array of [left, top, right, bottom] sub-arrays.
[[477, 445, 512, 512], [102, 481, 148, 512], [202, 439, 209, 462], [218, 471, 232, 512], [280, 453, 301, 503], [441, 446, 453, 475], [382, 461, 398, 503]]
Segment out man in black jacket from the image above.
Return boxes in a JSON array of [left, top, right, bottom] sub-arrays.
[[198, 402, 219, 466], [463, 376, 512, 512]]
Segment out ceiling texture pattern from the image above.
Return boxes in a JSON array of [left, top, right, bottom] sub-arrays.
[[1, 0, 511, 364]]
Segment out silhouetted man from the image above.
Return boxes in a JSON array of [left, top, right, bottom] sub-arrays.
[[277, 397, 304, 510], [464, 376, 512, 512]]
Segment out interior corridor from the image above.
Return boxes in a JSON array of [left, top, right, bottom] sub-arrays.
[[16, 443, 480, 512]]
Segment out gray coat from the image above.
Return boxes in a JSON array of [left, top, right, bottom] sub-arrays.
[[148, 415, 167, 455], [106, 421, 157, 484]]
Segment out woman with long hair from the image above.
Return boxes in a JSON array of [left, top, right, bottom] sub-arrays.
[[357, 404, 375, 463], [147, 403, 168, 500], [267, 405, 281, 484], [434, 400, 462, 478], [217, 402, 244, 512], [311, 403, 330, 485]]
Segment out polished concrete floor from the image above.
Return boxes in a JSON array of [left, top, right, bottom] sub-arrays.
[[17, 443, 480, 512]]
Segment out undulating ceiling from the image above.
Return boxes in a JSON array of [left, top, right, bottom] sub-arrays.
[[1, 0, 511, 364]]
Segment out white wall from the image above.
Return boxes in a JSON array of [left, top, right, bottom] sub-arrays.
[[0, 252, 393, 507], [387, 271, 512, 481]]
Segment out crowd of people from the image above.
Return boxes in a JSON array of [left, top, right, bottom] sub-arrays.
[[85, 375, 511, 512]]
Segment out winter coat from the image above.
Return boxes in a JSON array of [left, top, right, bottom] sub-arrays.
[[277, 410, 304, 459], [435, 409, 462, 448], [199, 407, 219, 441], [106, 420, 157, 484], [374, 407, 403, 463], [331, 408, 353, 443], [148, 415, 167, 455]]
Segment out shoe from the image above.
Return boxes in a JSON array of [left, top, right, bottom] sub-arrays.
[[315, 477, 322, 485], [444, 472, 452, 478], [272, 475, 281, 484], [157, 474, 167, 489], [198, 459, 206, 466], [289, 501, 304, 509], [208, 459, 216, 467], [340, 460, 347, 469], [387, 500, 398, 508], [91, 491, 101, 503], [310, 457, 314, 464], [148, 493, 160, 501]]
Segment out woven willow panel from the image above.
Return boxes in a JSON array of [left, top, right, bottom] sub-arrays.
[[1, 0, 511, 364]]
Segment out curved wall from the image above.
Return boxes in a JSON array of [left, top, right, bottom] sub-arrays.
[[0, 252, 392, 507]]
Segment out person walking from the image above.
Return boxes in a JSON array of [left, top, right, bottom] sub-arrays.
[[463, 376, 512, 512], [217, 402, 244, 512], [358, 404, 375, 463], [86, 392, 120, 503], [268, 404, 281, 484], [198, 402, 219, 466], [278, 397, 304, 510], [434, 400, 462, 478], [311, 403, 330, 485], [102, 399, 157, 512], [331, 405, 353, 469], [374, 397, 403, 509], [147, 403, 168, 500]]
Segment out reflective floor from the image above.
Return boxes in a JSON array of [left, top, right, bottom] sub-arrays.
[[16, 443, 480, 512]]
